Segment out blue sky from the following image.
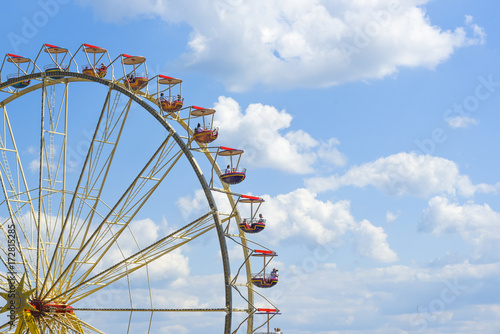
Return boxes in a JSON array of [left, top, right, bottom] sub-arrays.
[[1, 0, 500, 333]]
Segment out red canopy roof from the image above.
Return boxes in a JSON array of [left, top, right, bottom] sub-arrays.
[[257, 308, 277, 313]]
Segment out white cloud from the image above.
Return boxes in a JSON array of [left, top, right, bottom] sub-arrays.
[[29, 159, 39, 172], [386, 210, 399, 223], [352, 219, 398, 262], [276, 260, 500, 333], [447, 115, 479, 128], [176, 189, 210, 219], [78, 0, 485, 90], [306, 152, 498, 198], [261, 188, 397, 262], [213, 96, 346, 174], [148, 248, 190, 280], [160, 325, 189, 334], [420, 196, 500, 260], [129, 218, 160, 245], [464, 15, 486, 45], [317, 138, 348, 168], [263, 188, 356, 246]]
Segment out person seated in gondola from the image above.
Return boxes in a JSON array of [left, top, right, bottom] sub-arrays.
[[258, 213, 264, 222], [243, 218, 253, 228], [159, 93, 167, 102], [99, 63, 107, 73], [225, 164, 231, 173], [270, 268, 278, 279], [195, 123, 203, 133], [127, 73, 135, 84], [176, 94, 184, 102], [275, 328, 282, 334]]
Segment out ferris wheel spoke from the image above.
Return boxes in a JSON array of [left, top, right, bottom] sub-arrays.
[[66, 94, 134, 253], [38, 316, 58, 334], [41, 312, 87, 334], [34, 79, 78, 294], [0, 320, 12, 332], [0, 105, 40, 289], [40, 88, 133, 297], [38, 315, 57, 334], [42, 135, 184, 301], [39, 82, 69, 241], [0, 222, 36, 283], [51, 210, 216, 304], [0, 272, 9, 291], [36, 78, 48, 295], [0, 230, 35, 290], [60, 138, 180, 293], [40, 313, 105, 334], [69, 316, 105, 334], [73, 307, 229, 312], [32, 80, 74, 296]]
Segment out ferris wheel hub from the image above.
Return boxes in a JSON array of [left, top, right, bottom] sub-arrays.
[[29, 299, 73, 318]]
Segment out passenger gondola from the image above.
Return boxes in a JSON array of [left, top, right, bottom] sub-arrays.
[[218, 146, 246, 185]]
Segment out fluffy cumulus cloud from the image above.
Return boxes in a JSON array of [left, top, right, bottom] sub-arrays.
[[213, 96, 346, 173], [352, 219, 398, 262], [263, 188, 355, 245], [420, 196, 500, 259], [80, 0, 485, 90], [176, 188, 211, 219], [306, 152, 498, 197], [276, 260, 500, 333], [261, 188, 397, 262]]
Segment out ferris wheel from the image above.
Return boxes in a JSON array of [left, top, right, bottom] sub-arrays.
[[0, 43, 280, 334]]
